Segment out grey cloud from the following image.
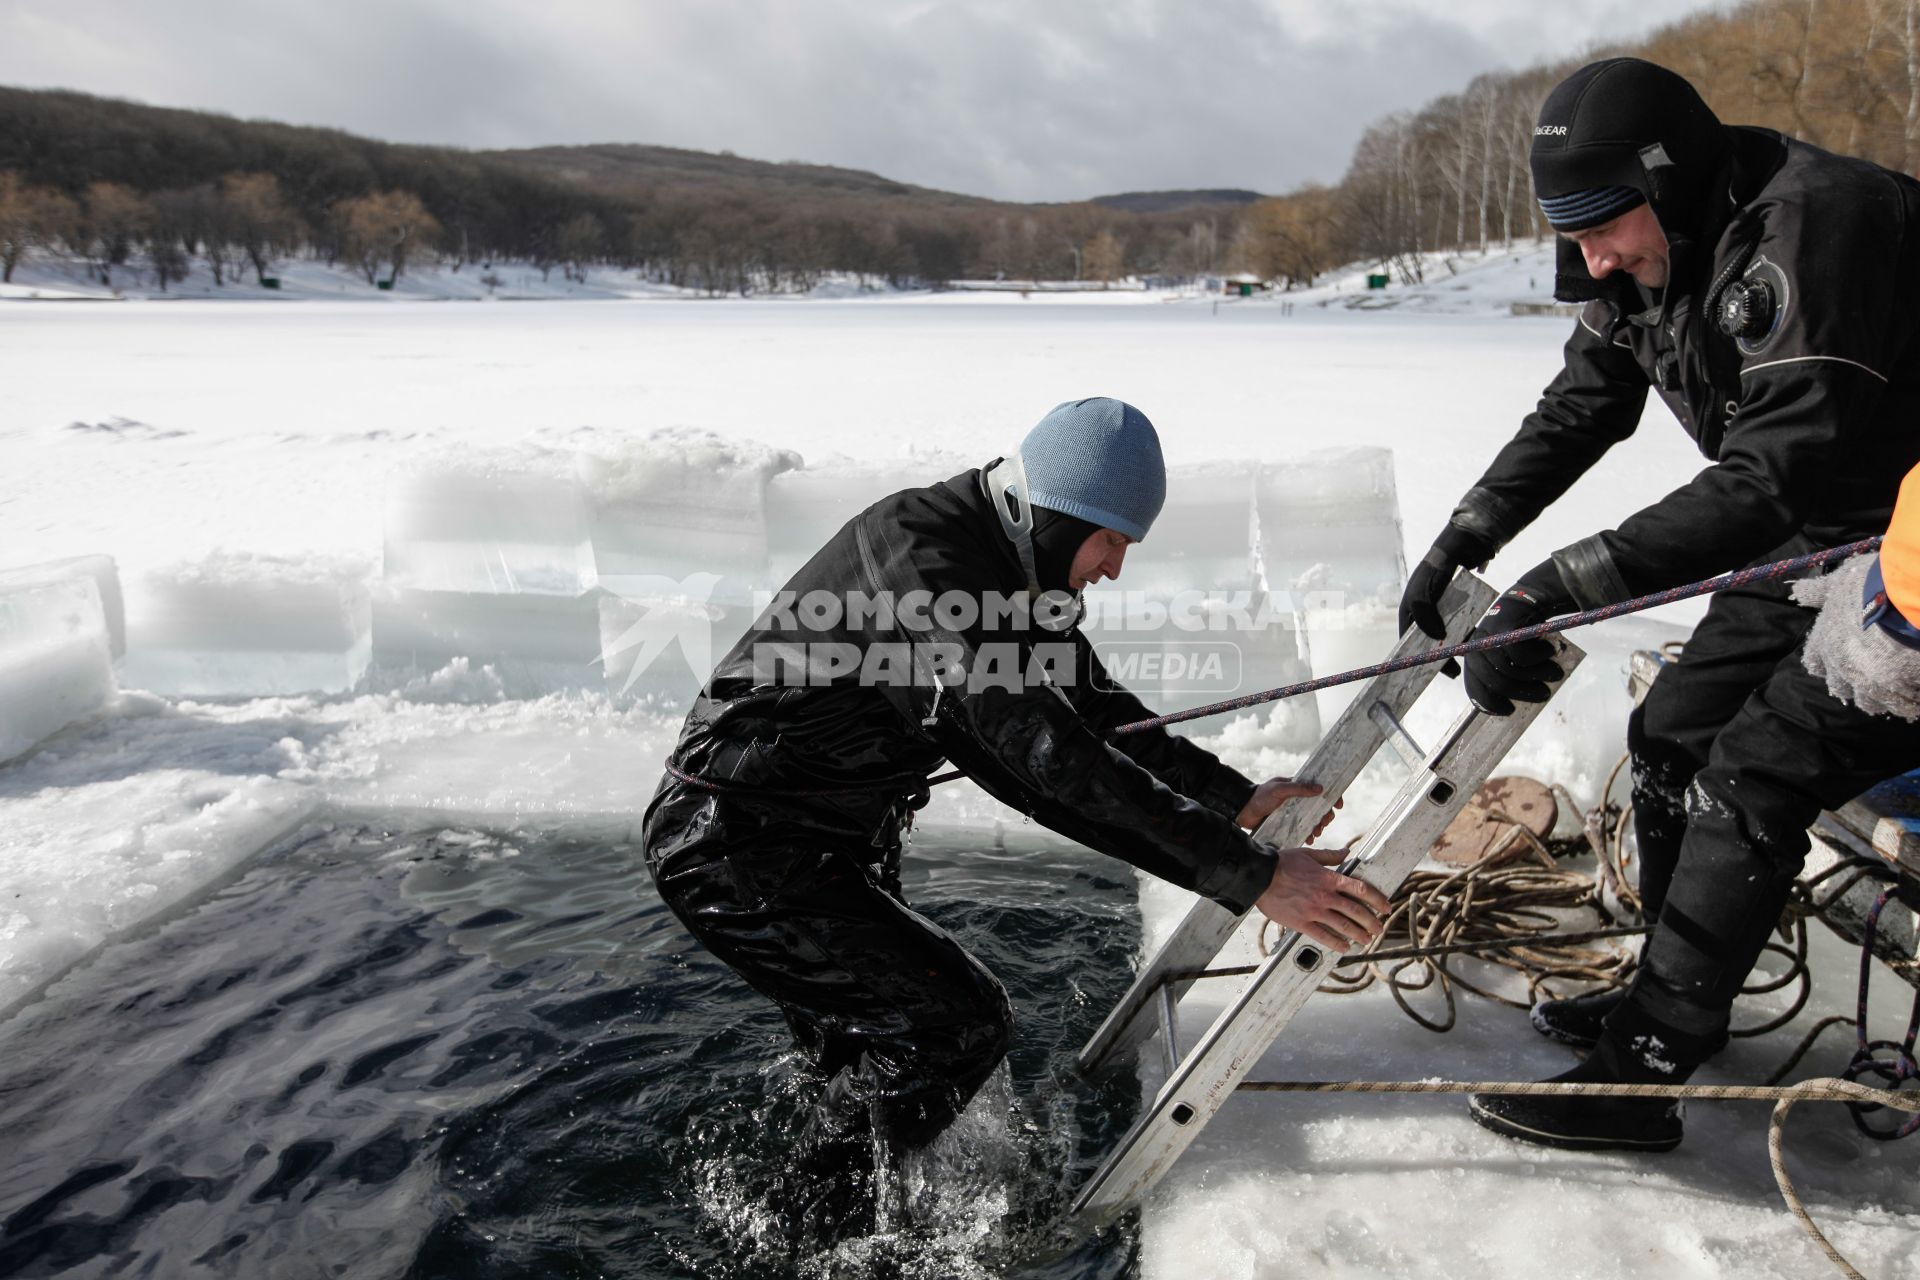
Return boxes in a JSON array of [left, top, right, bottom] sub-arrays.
[[0, 0, 1722, 201]]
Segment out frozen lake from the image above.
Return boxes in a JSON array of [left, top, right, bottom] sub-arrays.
[[3, 289, 1703, 578], [3, 273, 1914, 1278]]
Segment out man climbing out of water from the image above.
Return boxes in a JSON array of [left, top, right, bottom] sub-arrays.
[[1397, 57, 1920, 1153], [645, 397, 1389, 1230]]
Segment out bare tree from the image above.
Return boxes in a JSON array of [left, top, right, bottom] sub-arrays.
[[1906, 0, 1920, 171], [1238, 187, 1337, 287], [332, 190, 440, 286], [1468, 76, 1503, 250], [220, 173, 304, 285], [1083, 228, 1124, 285], [147, 233, 190, 290], [0, 172, 35, 282], [554, 211, 606, 283], [77, 182, 151, 286]]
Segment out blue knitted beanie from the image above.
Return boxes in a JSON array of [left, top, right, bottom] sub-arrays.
[[1018, 398, 1166, 541]]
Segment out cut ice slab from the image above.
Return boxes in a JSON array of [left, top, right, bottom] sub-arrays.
[[370, 587, 605, 698], [1258, 446, 1408, 605], [1301, 596, 1404, 725], [0, 554, 125, 658], [0, 570, 115, 765], [581, 435, 797, 581], [0, 772, 317, 1017], [763, 457, 970, 583], [1119, 461, 1260, 598], [1255, 447, 1409, 730], [384, 466, 595, 596], [119, 557, 372, 698], [597, 582, 757, 704], [1080, 589, 1322, 750]]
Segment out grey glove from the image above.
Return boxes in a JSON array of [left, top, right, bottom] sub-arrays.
[[1794, 554, 1920, 721]]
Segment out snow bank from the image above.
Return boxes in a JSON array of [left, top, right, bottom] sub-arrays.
[[1261, 241, 1561, 316]]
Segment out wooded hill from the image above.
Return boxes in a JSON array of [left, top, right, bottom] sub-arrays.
[[2, 0, 1913, 293], [0, 85, 1243, 291]]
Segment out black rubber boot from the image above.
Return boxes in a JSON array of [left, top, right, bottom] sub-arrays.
[[1531, 988, 1730, 1056], [769, 1075, 880, 1242], [1471, 1006, 1717, 1153], [1528, 988, 1628, 1050]]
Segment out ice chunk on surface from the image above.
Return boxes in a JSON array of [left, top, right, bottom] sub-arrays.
[[119, 552, 372, 698], [370, 587, 605, 699], [1258, 447, 1407, 606], [0, 554, 125, 658], [384, 455, 594, 596], [581, 428, 799, 581], [0, 569, 115, 764], [597, 579, 757, 705], [1122, 460, 1259, 598], [1081, 462, 1319, 747], [1258, 448, 1409, 726], [764, 455, 969, 584]]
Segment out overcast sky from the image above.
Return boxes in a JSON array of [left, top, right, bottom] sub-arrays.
[[0, 0, 1725, 202]]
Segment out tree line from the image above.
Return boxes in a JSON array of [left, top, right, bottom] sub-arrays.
[[1243, 0, 1920, 285], [0, 85, 1249, 292], [4, 0, 1916, 293]]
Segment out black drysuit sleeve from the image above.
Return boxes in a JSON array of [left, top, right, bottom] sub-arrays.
[[1562, 202, 1904, 599], [1451, 304, 1649, 551], [856, 512, 1277, 914]]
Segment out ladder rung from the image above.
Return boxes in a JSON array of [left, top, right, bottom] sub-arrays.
[[1367, 699, 1427, 768]]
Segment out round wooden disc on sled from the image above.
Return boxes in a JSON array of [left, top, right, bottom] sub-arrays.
[[1430, 776, 1557, 867]]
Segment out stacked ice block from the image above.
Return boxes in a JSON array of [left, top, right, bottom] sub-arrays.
[[0, 442, 1410, 728], [1257, 447, 1408, 727], [376, 462, 602, 697], [591, 436, 798, 702], [0, 557, 120, 763], [119, 553, 372, 697]]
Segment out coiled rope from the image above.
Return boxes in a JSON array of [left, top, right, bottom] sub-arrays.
[[1212, 780, 1919, 1279]]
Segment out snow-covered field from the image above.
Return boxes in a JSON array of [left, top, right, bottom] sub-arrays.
[[3, 244, 1914, 1277]]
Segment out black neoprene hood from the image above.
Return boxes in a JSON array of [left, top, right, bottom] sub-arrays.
[[1531, 58, 1731, 239]]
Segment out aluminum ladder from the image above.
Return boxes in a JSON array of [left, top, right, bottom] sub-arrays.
[[1071, 572, 1586, 1227]]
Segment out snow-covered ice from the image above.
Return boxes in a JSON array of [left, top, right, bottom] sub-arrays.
[[3, 241, 1912, 1278]]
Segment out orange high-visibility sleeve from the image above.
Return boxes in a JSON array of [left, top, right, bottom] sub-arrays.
[[1886, 463, 1920, 626]]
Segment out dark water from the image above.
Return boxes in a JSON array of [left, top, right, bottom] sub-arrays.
[[0, 824, 1142, 1279]]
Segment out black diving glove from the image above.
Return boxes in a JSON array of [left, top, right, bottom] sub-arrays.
[[1464, 562, 1572, 716], [1400, 522, 1499, 676]]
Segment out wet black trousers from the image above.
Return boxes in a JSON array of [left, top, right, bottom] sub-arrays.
[[644, 788, 1013, 1152], [1625, 563, 1920, 1041]]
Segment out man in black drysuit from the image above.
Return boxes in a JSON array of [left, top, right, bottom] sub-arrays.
[[645, 397, 1389, 1228], [1397, 57, 1920, 1151]]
